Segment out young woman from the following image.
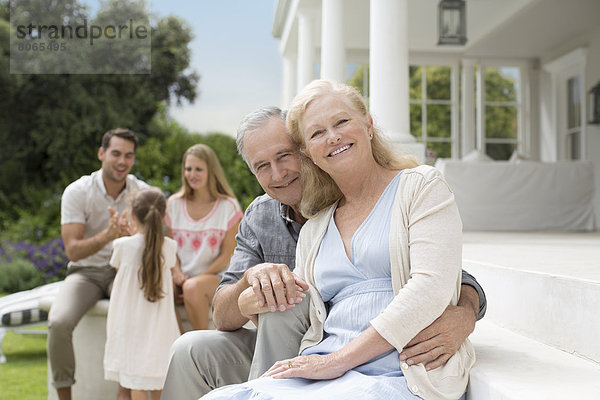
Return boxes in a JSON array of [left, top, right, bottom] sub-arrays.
[[166, 144, 243, 330], [104, 187, 179, 400]]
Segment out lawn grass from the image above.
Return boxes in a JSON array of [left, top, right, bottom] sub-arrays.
[[0, 328, 48, 399]]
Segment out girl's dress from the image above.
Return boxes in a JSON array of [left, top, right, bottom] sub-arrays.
[[104, 233, 179, 390], [203, 172, 420, 400], [165, 196, 243, 277]]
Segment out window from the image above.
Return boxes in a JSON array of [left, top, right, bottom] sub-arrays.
[[566, 75, 582, 160], [409, 65, 458, 162], [541, 47, 587, 162], [347, 60, 529, 163], [480, 65, 522, 160]]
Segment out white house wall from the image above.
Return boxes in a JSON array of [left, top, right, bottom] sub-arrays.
[[539, 26, 600, 227], [586, 26, 600, 227]]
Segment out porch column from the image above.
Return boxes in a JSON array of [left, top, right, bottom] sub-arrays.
[[320, 0, 345, 83], [297, 11, 316, 92], [369, 0, 424, 161], [282, 54, 297, 108], [461, 59, 476, 157]]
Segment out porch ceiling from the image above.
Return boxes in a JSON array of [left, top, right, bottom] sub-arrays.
[[273, 0, 600, 61], [465, 0, 600, 60]]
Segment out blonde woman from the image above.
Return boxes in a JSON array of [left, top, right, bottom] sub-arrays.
[[166, 144, 243, 330], [203, 80, 474, 400]]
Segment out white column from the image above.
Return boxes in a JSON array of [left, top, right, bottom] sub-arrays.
[[281, 55, 297, 108], [297, 11, 315, 92], [369, 0, 423, 161], [320, 0, 345, 83], [461, 59, 476, 157]]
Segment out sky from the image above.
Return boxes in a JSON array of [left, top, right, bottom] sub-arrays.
[[150, 0, 282, 137]]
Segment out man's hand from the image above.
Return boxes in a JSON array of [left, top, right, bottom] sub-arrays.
[[106, 207, 120, 240], [62, 206, 125, 262], [399, 285, 479, 371], [243, 263, 308, 313], [118, 210, 135, 237], [238, 284, 306, 319]]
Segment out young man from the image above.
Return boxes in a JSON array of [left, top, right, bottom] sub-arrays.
[[48, 128, 147, 400], [161, 108, 486, 399]]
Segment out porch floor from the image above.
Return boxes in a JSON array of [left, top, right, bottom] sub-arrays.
[[463, 231, 600, 281]]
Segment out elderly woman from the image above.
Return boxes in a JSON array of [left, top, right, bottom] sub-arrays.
[[203, 80, 474, 400]]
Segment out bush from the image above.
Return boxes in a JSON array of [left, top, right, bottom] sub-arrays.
[[0, 238, 67, 292], [0, 190, 62, 243], [0, 259, 45, 293]]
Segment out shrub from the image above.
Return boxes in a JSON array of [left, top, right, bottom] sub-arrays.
[[0, 259, 45, 293], [0, 238, 67, 292]]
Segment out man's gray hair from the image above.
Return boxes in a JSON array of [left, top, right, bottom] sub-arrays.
[[236, 106, 287, 166]]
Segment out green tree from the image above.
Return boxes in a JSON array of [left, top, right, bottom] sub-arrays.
[[347, 64, 368, 97], [0, 0, 199, 230], [483, 66, 518, 160]]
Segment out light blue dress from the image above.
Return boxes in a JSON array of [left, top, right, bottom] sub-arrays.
[[202, 172, 420, 400]]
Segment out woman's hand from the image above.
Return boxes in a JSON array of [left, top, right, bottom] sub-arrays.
[[171, 267, 188, 287], [262, 327, 394, 381], [262, 354, 348, 381]]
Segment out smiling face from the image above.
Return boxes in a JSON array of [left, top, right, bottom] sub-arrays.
[[98, 136, 136, 184], [243, 117, 303, 209], [183, 154, 209, 193], [301, 93, 374, 176]]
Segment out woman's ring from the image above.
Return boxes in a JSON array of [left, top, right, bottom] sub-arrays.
[[287, 360, 293, 368]]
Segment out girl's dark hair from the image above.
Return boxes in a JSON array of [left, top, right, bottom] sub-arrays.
[[131, 187, 166, 302]]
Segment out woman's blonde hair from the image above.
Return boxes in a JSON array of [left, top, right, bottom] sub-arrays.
[[286, 79, 418, 217], [131, 187, 167, 302], [175, 144, 236, 200]]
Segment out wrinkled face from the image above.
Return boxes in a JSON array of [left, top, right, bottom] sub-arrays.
[[98, 136, 136, 184], [244, 117, 303, 208], [301, 93, 373, 176], [184, 154, 209, 192]]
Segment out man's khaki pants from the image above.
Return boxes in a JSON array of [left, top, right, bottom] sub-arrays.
[[161, 295, 311, 400], [47, 265, 115, 388]]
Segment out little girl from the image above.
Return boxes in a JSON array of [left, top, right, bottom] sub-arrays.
[[104, 187, 180, 400]]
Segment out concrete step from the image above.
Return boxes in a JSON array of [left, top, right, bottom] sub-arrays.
[[468, 321, 600, 399], [462, 231, 600, 364]]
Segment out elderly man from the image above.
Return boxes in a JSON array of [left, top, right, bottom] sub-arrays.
[[161, 108, 486, 399]]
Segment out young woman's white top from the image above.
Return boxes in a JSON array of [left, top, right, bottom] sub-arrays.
[[165, 196, 243, 277]]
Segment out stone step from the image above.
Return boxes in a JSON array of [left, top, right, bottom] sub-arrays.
[[463, 231, 600, 364], [468, 321, 600, 399]]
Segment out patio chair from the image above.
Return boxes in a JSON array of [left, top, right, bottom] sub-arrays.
[[0, 281, 62, 363]]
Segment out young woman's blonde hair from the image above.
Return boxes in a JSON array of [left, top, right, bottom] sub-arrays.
[[286, 79, 418, 218], [175, 144, 236, 200], [131, 187, 167, 302]]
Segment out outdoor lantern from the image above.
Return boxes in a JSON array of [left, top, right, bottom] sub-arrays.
[[438, 0, 467, 46], [588, 82, 600, 124]]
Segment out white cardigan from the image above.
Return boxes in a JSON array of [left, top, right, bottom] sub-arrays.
[[294, 165, 475, 400]]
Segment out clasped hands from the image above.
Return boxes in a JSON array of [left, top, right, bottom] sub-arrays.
[[238, 263, 476, 378], [106, 206, 135, 240], [238, 263, 308, 319]]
